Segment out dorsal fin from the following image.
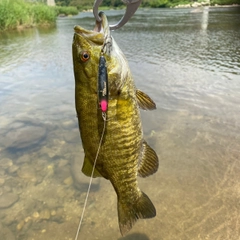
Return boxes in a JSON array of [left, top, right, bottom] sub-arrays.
[[138, 141, 158, 178], [82, 155, 103, 178], [136, 89, 156, 110]]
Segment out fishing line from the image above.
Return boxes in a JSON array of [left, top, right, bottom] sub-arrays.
[[75, 112, 107, 240]]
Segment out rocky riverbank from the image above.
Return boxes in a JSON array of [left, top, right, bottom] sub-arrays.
[[0, 116, 101, 239]]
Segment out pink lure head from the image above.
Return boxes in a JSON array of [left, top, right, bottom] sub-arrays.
[[100, 99, 108, 112]]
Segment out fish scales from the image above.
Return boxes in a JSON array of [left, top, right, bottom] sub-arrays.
[[72, 12, 159, 236]]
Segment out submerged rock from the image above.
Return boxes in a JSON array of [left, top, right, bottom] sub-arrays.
[[0, 193, 19, 208], [51, 208, 65, 223], [63, 176, 73, 185], [39, 209, 51, 220], [16, 220, 25, 231], [16, 154, 31, 164], [0, 223, 15, 240], [17, 165, 36, 181], [7, 165, 19, 174], [0, 178, 5, 186], [4, 124, 47, 150], [0, 158, 13, 169]]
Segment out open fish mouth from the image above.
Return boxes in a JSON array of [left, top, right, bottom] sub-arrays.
[[74, 25, 104, 46], [74, 12, 111, 50]]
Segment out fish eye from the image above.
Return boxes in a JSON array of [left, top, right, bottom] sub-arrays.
[[80, 51, 90, 62]]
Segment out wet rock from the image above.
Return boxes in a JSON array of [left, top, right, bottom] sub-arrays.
[[9, 121, 25, 129], [40, 146, 56, 158], [0, 223, 16, 240], [0, 169, 5, 177], [50, 210, 56, 216], [16, 220, 25, 231], [0, 178, 5, 186], [46, 164, 54, 177], [4, 125, 47, 150], [70, 156, 84, 185], [55, 165, 71, 181], [16, 155, 31, 164], [7, 165, 19, 174], [62, 120, 77, 128], [3, 185, 12, 193], [17, 165, 36, 181], [63, 129, 80, 143], [32, 211, 40, 219], [71, 156, 100, 192], [21, 219, 32, 233], [63, 176, 73, 185], [24, 216, 32, 223], [3, 177, 22, 194], [0, 211, 6, 220], [51, 208, 65, 223], [0, 193, 19, 208], [35, 175, 44, 185], [58, 159, 69, 168], [34, 159, 48, 172], [39, 209, 51, 220], [0, 158, 13, 169]]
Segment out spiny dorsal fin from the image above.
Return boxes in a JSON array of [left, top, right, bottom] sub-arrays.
[[82, 156, 103, 178], [138, 141, 159, 178], [136, 89, 156, 110]]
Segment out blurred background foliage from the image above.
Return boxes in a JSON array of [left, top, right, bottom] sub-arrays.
[[1, 0, 239, 31], [55, 0, 240, 8]]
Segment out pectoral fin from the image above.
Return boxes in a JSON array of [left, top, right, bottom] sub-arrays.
[[82, 156, 103, 178], [138, 141, 159, 178], [136, 89, 156, 110]]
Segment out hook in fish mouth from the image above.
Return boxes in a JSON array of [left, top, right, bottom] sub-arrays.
[[74, 11, 108, 35], [74, 12, 112, 54], [93, 0, 142, 30]]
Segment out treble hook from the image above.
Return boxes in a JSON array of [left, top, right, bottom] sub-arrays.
[[93, 0, 142, 30]]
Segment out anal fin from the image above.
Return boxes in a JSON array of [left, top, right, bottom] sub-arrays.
[[82, 156, 103, 178], [138, 141, 159, 178], [136, 89, 156, 110]]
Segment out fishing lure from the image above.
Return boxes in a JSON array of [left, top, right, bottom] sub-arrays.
[[98, 54, 108, 112]]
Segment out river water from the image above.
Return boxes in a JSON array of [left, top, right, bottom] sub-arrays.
[[0, 7, 240, 240]]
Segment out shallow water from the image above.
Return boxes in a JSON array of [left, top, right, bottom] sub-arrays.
[[0, 7, 240, 240]]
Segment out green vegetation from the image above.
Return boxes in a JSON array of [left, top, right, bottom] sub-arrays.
[[211, 0, 240, 5], [55, 0, 126, 10], [0, 0, 79, 31], [54, 6, 78, 15], [56, 0, 92, 10], [1, 0, 239, 31], [56, 0, 240, 8], [0, 0, 56, 30]]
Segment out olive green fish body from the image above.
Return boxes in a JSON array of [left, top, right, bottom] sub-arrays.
[[72, 13, 158, 235]]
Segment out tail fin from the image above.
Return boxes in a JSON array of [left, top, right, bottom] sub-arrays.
[[117, 191, 156, 236]]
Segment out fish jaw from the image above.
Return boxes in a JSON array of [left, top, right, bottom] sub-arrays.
[[74, 25, 104, 46]]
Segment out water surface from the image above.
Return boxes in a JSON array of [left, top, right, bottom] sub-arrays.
[[0, 7, 240, 240]]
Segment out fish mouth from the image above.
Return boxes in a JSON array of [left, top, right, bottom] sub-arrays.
[[74, 25, 104, 46], [74, 12, 110, 46]]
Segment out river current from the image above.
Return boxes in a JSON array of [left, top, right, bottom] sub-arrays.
[[0, 7, 240, 240]]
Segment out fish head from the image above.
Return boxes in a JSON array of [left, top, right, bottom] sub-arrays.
[[72, 25, 104, 92], [72, 12, 130, 97]]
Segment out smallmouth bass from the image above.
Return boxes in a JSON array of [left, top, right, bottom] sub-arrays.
[[72, 12, 159, 236]]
